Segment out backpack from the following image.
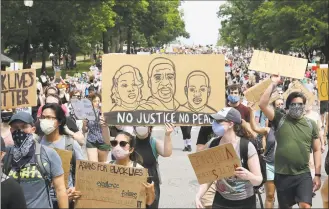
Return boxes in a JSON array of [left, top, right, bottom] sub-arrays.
[[206, 137, 267, 189], [3, 136, 76, 185]]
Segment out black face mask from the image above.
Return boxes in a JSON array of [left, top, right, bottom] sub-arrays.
[[12, 129, 31, 147], [1, 112, 13, 123]]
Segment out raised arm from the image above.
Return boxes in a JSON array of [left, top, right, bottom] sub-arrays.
[[248, 103, 269, 135], [156, 123, 174, 157], [259, 75, 281, 121]]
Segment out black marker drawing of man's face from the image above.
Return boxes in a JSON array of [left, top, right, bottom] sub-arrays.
[[148, 58, 176, 103], [185, 71, 211, 109]]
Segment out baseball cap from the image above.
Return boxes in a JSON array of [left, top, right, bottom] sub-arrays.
[[1, 137, 5, 152], [8, 112, 34, 125], [210, 107, 242, 124]]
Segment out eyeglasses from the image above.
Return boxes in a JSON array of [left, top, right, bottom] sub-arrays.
[[110, 140, 129, 148], [290, 103, 304, 107]]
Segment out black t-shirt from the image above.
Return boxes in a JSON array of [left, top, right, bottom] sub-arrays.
[[196, 126, 215, 145], [1, 176, 27, 209]]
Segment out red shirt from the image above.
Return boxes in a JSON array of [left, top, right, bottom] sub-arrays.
[[228, 103, 250, 122]]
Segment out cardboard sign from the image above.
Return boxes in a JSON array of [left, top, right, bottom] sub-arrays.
[[317, 68, 329, 101], [249, 50, 308, 79], [55, 70, 61, 79], [283, 81, 315, 107], [102, 54, 225, 125], [244, 79, 280, 110], [54, 148, 73, 188], [1, 69, 37, 109], [188, 143, 241, 184], [75, 160, 148, 208], [70, 98, 97, 121]]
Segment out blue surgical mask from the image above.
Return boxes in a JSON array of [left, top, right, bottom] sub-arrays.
[[228, 95, 240, 103], [212, 122, 225, 137]]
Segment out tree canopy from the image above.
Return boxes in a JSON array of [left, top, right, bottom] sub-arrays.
[[1, 0, 189, 69], [217, 0, 329, 62]]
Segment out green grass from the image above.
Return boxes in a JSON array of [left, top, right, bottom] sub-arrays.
[[36, 60, 93, 77]]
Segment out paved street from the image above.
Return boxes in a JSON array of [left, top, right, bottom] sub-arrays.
[[150, 126, 327, 208]]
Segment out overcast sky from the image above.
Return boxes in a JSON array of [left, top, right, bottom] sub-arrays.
[[179, 1, 226, 46]]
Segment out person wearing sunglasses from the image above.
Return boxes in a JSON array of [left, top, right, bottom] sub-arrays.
[[133, 123, 174, 208], [109, 132, 155, 206], [259, 75, 322, 209]]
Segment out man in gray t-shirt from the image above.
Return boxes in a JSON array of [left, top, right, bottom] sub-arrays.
[[8, 145, 64, 208], [7, 111, 67, 209]]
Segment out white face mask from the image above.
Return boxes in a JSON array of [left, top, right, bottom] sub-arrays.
[[40, 119, 57, 135], [112, 146, 129, 160], [135, 126, 149, 138]]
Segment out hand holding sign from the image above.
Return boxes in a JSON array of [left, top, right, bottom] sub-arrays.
[[270, 74, 281, 85], [234, 167, 253, 181], [247, 102, 256, 111], [67, 187, 82, 201], [143, 182, 155, 205], [165, 123, 175, 136]]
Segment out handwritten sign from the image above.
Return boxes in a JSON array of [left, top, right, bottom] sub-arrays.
[[188, 143, 241, 184], [283, 81, 315, 107], [102, 54, 224, 125], [244, 79, 280, 110], [1, 69, 37, 109], [54, 148, 72, 188], [70, 98, 97, 121], [75, 160, 148, 208], [249, 50, 308, 79], [317, 68, 329, 101], [55, 70, 61, 79]]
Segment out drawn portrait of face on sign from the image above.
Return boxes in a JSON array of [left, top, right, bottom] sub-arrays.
[[110, 65, 145, 111], [102, 54, 225, 126], [139, 57, 180, 111], [179, 70, 216, 113]]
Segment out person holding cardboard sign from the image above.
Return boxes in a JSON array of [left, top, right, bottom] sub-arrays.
[[195, 107, 262, 209], [39, 103, 84, 208], [83, 93, 111, 162], [108, 132, 155, 206], [259, 75, 322, 209]]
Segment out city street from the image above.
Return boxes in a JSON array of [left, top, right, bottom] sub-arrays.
[[151, 126, 327, 208]]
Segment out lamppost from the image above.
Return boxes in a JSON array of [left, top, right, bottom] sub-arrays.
[[24, 0, 33, 69]]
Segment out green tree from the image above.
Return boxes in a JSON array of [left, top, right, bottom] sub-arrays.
[[218, 0, 329, 62]]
